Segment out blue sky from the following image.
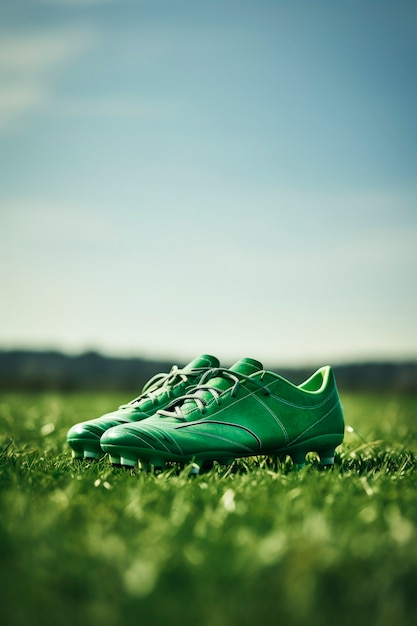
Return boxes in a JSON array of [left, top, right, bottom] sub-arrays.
[[1, 0, 416, 367]]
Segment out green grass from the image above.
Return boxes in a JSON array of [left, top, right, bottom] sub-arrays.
[[1, 391, 417, 626]]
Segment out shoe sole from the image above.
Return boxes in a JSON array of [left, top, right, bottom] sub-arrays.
[[68, 420, 151, 465], [71, 448, 124, 467], [103, 433, 344, 474], [68, 438, 104, 461]]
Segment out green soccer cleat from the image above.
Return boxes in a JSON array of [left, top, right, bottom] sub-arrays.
[[66, 354, 220, 463], [100, 358, 345, 473]]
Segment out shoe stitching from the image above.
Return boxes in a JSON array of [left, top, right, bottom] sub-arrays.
[[175, 420, 262, 452], [132, 381, 187, 409], [84, 421, 126, 437], [252, 394, 289, 444], [170, 383, 336, 436], [175, 380, 336, 422], [117, 428, 169, 452], [175, 430, 257, 454], [289, 401, 342, 445], [124, 365, 209, 408], [121, 424, 185, 455], [147, 424, 185, 455], [176, 386, 340, 451], [264, 381, 337, 410]]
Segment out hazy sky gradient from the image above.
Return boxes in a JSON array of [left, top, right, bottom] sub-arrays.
[[1, 0, 416, 367]]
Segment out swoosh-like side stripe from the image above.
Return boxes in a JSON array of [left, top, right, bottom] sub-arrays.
[[252, 394, 289, 444], [175, 420, 261, 453], [289, 402, 341, 445]]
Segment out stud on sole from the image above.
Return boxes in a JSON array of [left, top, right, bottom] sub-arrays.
[[84, 450, 101, 460], [120, 456, 137, 467], [189, 462, 201, 476], [290, 450, 306, 469], [149, 457, 166, 472], [318, 447, 336, 467]]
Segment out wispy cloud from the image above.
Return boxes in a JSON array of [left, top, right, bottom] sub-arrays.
[[50, 95, 175, 119], [1, 198, 122, 248], [0, 28, 96, 130], [0, 30, 94, 72], [0, 85, 46, 129], [0, 25, 175, 130]]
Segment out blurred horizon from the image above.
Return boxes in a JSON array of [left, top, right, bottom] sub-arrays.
[[1, 0, 416, 367], [1, 344, 417, 370], [1, 347, 416, 392]]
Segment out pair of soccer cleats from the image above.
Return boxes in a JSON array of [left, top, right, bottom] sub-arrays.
[[67, 353, 345, 474]]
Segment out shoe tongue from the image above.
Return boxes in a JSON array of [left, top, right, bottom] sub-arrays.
[[179, 357, 264, 418], [230, 357, 264, 375], [185, 354, 220, 369]]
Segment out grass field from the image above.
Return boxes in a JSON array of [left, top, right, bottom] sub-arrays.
[[1, 390, 417, 626]]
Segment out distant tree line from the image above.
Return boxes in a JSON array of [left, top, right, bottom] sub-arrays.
[[0, 350, 172, 392], [0, 350, 416, 393]]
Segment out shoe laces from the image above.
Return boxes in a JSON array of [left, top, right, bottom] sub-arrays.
[[121, 365, 216, 409], [158, 367, 270, 419]]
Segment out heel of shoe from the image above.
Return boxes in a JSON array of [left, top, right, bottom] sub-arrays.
[[120, 456, 137, 468], [189, 461, 201, 476], [84, 450, 101, 460], [317, 447, 336, 467], [188, 456, 234, 476], [289, 449, 307, 469], [278, 434, 342, 470], [136, 457, 165, 472]]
